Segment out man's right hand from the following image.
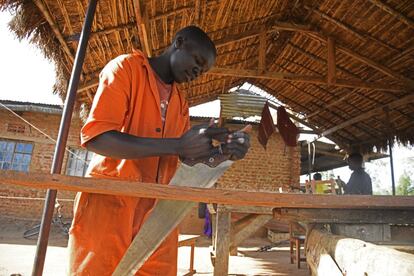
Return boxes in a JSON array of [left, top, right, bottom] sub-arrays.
[[178, 124, 229, 160]]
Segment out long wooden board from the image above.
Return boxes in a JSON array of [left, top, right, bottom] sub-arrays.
[[113, 160, 233, 276], [2, 170, 414, 209]]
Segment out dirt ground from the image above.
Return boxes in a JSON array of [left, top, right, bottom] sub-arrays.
[[0, 218, 309, 276]]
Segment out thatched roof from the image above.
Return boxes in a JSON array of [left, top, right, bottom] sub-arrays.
[[1, 0, 414, 152]]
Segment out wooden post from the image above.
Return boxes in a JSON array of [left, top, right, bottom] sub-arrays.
[[214, 206, 231, 276], [258, 32, 266, 72], [327, 37, 336, 85]]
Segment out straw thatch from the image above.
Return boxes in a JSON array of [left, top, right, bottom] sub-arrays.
[[1, 0, 414, 152]]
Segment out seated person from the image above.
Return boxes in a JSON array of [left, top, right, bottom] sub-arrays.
[[312, 172, 325, 194], [343, 153, 373, 195]]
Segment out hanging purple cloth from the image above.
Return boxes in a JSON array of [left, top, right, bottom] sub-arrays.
[[203, 209, 212, 238]]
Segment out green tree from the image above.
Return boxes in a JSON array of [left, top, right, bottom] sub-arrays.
[[396, 172, 414, 196]]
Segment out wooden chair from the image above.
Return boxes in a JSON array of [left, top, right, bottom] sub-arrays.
[[178, 235, 199, 276], [289, 222, 306, 269]]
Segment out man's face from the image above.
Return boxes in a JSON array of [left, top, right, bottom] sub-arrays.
[[170, 37, 216, 83], [348, 158, 361, 171]]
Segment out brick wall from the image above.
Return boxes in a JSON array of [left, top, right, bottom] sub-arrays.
[[0, 109, 80, 220], [1, 111, 300, 235], [216, 124, 301, 192]]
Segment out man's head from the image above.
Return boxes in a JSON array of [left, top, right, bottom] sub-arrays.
[[348, 152, 363, 171], [169, 26, 216, 83], [313, 173, 322, 181]]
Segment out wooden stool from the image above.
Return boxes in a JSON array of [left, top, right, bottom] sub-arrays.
[[178, 235, 199, 276], [290, 235, 306, 268]]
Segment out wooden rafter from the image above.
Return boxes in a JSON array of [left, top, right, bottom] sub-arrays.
[[133, 0, 152, 57], [207, 67, 404, 92], [321, 93, 414, 137], [33, 0, 74, 63], [368, 0, 414, 29]]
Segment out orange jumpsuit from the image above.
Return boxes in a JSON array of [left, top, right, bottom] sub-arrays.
[[68, 50, 190, 276]]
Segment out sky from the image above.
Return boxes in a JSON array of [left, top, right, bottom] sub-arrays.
[[0, 11, 413, 194]]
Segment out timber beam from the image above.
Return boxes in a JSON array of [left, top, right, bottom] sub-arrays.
[[207, 67, 404, 92], [2, 171, 414, 209], [273, 208, 414, 224]]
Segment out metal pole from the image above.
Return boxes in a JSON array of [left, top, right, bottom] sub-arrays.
[[389, 139, 396, 196], [32, 0, 98, 275]]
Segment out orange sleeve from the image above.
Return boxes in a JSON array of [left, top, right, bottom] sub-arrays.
[[80, 56, 132, 147]]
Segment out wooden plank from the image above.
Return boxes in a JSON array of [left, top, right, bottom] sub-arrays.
[[320, 93, 414, 137], [327, 37, 336, 85], [2, 170, 414, 209], [207, 67, 404, 92], [273, 208, 414, 224], [214, 207, 231, 276], [113, 161, 233, 275], [306, 229, 414, 275], [368, 0, 414, 29]]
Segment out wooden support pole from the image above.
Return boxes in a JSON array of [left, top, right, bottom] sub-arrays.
[[306, 229, 414, 276], [258, 31, 266, 72], [2, 170, 414, 209], [133, 0, 152, 57], [194, 0, 201, 25], [214, 207, 231, 276], [327, 37, 336, 85]]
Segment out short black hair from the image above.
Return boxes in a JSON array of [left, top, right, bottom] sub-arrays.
[[174, 25, 216, 56], [313, 173, 322, 181], [348, 152, 363, 163]]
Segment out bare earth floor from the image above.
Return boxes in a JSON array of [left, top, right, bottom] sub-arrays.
[[0, 218, 309, 276]]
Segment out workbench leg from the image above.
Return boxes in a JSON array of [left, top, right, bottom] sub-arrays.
[[214, 208, 231, 276], [190, 242, 195, 274]]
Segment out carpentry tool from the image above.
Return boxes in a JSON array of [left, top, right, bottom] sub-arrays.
[[113, 125, 251, 276]]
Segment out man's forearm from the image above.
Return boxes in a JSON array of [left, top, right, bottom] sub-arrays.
[[85, 130, 181, 159]]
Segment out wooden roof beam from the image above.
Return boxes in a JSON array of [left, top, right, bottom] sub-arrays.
[[304, 31, 414, 88], [133, 0, 152, 57], [321, 93, 414, 137], [368, 0, 414, 29], [33, 0, 74, 63], [207, 67, 404, 92]]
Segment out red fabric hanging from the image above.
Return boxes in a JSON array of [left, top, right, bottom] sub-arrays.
[[258, 102, 275, 149], [277, 106, 299, 147]]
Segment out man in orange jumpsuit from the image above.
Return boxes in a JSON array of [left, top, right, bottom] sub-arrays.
[[68, 26, 250, 275]]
